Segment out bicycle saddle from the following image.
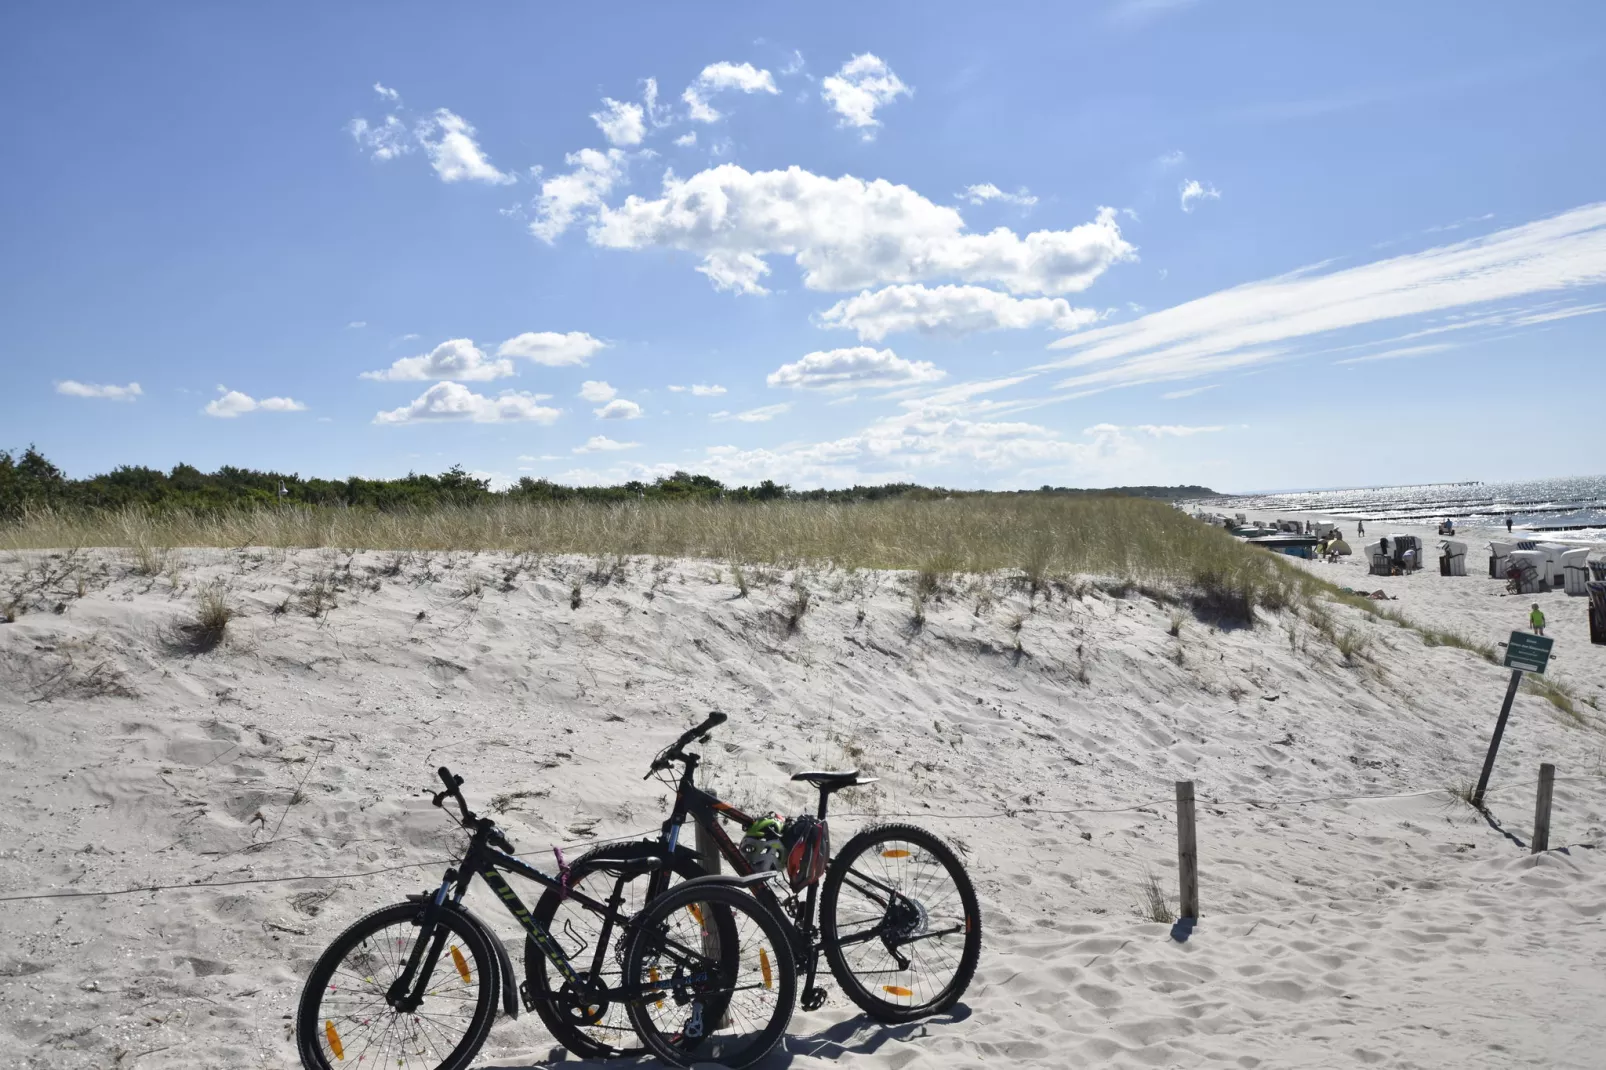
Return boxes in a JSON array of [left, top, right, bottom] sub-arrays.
[[791, 770, 872, 789]]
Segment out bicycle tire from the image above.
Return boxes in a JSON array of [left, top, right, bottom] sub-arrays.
[[819, 822, 981, 1022], [524, 840, 708, 1058], [623, 880, 796, 1069], [296, 901, 498, 1070]]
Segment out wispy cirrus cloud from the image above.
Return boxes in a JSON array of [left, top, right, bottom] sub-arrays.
[[713, 404, 791, 423], [1040, 201, 1606, 395], [1333, 342, 1455, 366]]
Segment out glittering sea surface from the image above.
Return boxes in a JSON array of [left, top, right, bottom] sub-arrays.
[[1192, 474, 1606, 540]]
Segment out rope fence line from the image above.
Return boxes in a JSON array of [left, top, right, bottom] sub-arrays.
[[5, 773, 1599, 905]]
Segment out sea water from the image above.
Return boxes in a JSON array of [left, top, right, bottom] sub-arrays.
[[1194, 474, 1606, 541]]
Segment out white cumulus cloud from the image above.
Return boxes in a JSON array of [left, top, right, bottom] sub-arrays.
[[673, 131, 697, 147], [574, 435, 639, 453], [682, 61, 778, 123], [591, 164, 1135, 295], [594, 398, 643, 420], [591, 98, 646, 147], [578, 380, 617, 402], [767, 347, 945, 392], [374, 382, 559, 425], [373, 82, 400, 102], [348, 115, 413, 161], [1180, 179, 1220, 213], [529, 148, 625, 242], [203, 387, 307, 418], [56, 380, 141, 401], [962, 183, 1037, 208], [416, 109, 516, 185], [361, 338, 514, 381], [819, 284, 1101, 341], [821, 54, 911, 137], [691, 384, 726, 396], [496, 331, 607, 366]]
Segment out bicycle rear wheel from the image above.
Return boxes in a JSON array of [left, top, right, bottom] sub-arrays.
[[524, 841, 709, 1058], [296, 902, 498, 1070], [820, 823, 981, 1021], [623, 881, 796, 1068]]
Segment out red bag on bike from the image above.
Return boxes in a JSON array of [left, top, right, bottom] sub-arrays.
[[781, 815, 829, 890]]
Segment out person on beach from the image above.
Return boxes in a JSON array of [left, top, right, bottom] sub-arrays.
[[1530, 603, 1546, 636], [1357, 521, 1365, 537], [1507, 516, 1513, 533]]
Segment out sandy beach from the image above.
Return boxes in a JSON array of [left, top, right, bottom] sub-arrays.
[[2, 546, 1603, 1069]]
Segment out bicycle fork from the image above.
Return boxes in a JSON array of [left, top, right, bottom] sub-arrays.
[[387, 875, 458, 1013]]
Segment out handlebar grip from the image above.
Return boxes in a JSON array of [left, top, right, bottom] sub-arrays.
[[706, 711, 728, 729], [438, 767, 459, 790]]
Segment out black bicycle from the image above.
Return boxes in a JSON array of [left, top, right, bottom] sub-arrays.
[[295, 764, 796, 1070], [522, 712, 982, 1059]]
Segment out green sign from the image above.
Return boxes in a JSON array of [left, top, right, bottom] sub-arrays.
[[1504, 631, 1553, 674]]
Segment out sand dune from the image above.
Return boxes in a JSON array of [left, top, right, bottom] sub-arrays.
[[1, 546, 1602, 1068]]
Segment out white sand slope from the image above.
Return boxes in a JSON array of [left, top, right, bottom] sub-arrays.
[[1, 547, 1602, 1069]]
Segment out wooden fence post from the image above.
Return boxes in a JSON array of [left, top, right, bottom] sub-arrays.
[[1176, 780, 1198, 920], [693, 818, 721, 876], [1531, 763, 1555, 854]]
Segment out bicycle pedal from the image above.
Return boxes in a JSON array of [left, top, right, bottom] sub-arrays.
[[518, 979, 537, 1013], [802, 986, 828, 1012]]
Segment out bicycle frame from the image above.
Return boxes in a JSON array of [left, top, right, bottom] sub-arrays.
[[646, 751, 932, 999], [391, 818, 669, 1015]]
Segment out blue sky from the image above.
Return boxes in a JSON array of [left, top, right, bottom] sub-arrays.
[[4, 1, 1604, 494]]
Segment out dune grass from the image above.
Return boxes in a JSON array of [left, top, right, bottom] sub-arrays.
[[3, 497, 1331, 623]]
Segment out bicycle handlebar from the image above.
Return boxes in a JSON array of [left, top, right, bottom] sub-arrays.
[[646, 711, 728, 777], [431, 765, 514, 852]]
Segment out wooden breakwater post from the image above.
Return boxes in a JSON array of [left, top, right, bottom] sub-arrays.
[[1176, 780, 1198, 920], [1532, 763, 1555, 854]]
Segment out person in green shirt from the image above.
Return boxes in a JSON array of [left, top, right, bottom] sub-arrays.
[[1530, 603, 1546, 636]]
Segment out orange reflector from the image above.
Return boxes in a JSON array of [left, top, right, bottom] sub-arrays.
[[451, 945, 472, 985], [688, 903, 705, 926], [881, 849, 911, 858], [882, 985, 914, 997], [324, 1020, 344, 1060], [759, 947, 773, 990], [650, 967, 664, 1007]]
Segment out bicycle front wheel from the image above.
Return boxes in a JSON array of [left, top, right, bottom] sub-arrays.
[[820, 823, 981, 1021], [296, 902, 498, 1070], [623, 881, 796, 1068]]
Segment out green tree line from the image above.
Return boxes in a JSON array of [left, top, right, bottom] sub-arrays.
[[0, 446, 1215, 519]]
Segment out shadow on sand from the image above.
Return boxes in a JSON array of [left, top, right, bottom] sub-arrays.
[[478, 1004, 973, 1069]]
